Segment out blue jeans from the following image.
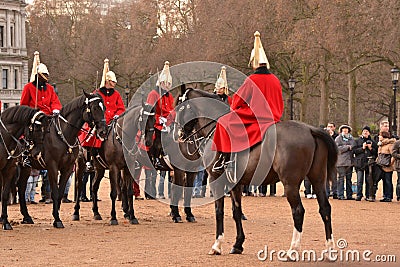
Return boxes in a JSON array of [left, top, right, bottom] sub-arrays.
[[356, 169, 370, 198], [382, 172, 393, 200], [64, 174, 72, 196], [158, 171, 166, 197], [25, 175, 39, 201], [337, 166, 353, 199], [144, 169, 157, 198], [193, 170, 205, 196]]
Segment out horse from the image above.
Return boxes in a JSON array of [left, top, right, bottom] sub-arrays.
[[0, 106, 50, 230], [148, 84, 205, 223], [175, 88, 338, 257], [18, 92, 107, 228], [72, 101, 156, 225]]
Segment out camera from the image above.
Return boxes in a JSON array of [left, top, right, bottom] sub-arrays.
[[366, 140, 372, 145]]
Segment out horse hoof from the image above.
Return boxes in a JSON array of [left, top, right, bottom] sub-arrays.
[[208, 248, 221, 255], [110, 219, 118, 225], [130, 218, 139, 225], [53, 221, 64, 228], [172, 216, 182, 223], [21, 217, 34, 224], [71, 215, 80, 221], [186, 216, 196, 223], [94, 214, 103, 220], [2, 223, 13, 230], [229, 247, 243, 254]]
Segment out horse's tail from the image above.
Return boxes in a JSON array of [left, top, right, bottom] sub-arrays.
[[310, 128, 338, 182]]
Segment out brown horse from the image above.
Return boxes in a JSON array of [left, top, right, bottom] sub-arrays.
[[0, 106, 49, 230], [73, 102, 155, 225], [19, 92, 107, 228], [175, 88, 338, 257]]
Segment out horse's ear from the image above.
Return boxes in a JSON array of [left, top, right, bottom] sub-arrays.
[[83, 90, 90, 98], [180, 84, 186, 95]]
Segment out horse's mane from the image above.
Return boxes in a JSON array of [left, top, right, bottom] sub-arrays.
[[61, 93, 103, 116], [1, 106, 36, 125], [189, 88, 220, 100]]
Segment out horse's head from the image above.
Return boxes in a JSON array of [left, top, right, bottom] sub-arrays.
[[83, 91, 107, 140], [26, 110, 50, 161], [175, 88, 229, 142], [139, 100, 156, 147]]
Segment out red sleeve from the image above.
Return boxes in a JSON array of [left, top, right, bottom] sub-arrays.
[[20, 83, 31, 106], [115, 93, 126, 115], [231, 78, 252, 110], [147, 90, 159, 106], [49, 85, 62, 111]]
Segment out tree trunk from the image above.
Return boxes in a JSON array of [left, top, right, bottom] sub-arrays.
[[347, 56, 357, 130]]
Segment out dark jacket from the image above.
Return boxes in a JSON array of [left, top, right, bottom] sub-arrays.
[[353, 136, 378, 171], [391, 140, 400, 171]]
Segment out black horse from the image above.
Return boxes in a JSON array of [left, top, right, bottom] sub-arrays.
[[73, 101, 155, 225], [0, 106, 49, 230], [176, 88, 338, 257], [18, 92, 107, 228]]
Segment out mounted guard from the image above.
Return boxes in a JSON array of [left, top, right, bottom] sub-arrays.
[[78, 58, 125, 170], [147, 61, 176, 170], [211, 31, 284, 178], [214, 66, 232, 105]]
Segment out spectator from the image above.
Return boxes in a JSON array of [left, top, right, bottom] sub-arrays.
[[80, 170, 94, 202], [304, 177, 316, 199], [62, 173, 73, 203], [391, 139, 400, 201], [326, 122, 338, 198], [25, 169, 40, 204], [335, 125, 356, 200], [158, 171, 168, 199], [374, 131, 395, 202], [193, 169, 205, 198], [353, 126, 377, 201]]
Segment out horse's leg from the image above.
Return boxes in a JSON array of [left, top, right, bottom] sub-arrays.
[[72, 156, 85, 221], [47, 166, 64, 228], [17, 166, 34, 225], [109, 165, 119, 225], [312, 178, 334, 251], [120, 172, 129, 218], [208, 176, 225, 255], [284, 182, 305, 261], [170, 168, 183, 223], [184, 171, 196, 223], [92, 167, 105, 220], [1, 165, 17, 230], [124, 168, 138, 225], [229, 184, 245, 254]]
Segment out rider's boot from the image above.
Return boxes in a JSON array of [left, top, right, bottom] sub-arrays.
[[22, 151, 31, 168]]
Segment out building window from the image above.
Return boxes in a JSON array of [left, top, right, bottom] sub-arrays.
[[10, 26, 14, 47], [2, 69, 8, 89], [0, 26, 4, 47], [14, 69, 18, 89], [3, 102, 8, 109]]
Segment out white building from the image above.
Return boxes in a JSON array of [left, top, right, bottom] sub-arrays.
[[0, 0, 28, 111]]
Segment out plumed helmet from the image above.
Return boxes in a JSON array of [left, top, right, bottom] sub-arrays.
[[105, 71, 117, 83], [214, 66, 229, 95], [37, 63, 49, 75], [30, 51, 41, 82], [249, 31, 270, 69], [159, 61, 172, 85], [100, 58, 110, 87]]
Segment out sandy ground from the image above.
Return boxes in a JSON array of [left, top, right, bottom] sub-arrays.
[[0, 172, 399, 267]]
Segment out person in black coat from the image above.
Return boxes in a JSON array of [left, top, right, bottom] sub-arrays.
[[353, 126, 377, 201]]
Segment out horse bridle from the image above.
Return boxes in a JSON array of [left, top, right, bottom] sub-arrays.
[[0, 111, 46, 160], [54, 96, 105, 153], [175, 99, 217, 157]]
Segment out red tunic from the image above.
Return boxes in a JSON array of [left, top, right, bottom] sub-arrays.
[[212, 68, 283, 152], [20, 82, 62, 115], [78, 88, 125, 148], [147, 89, 175, 131]]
